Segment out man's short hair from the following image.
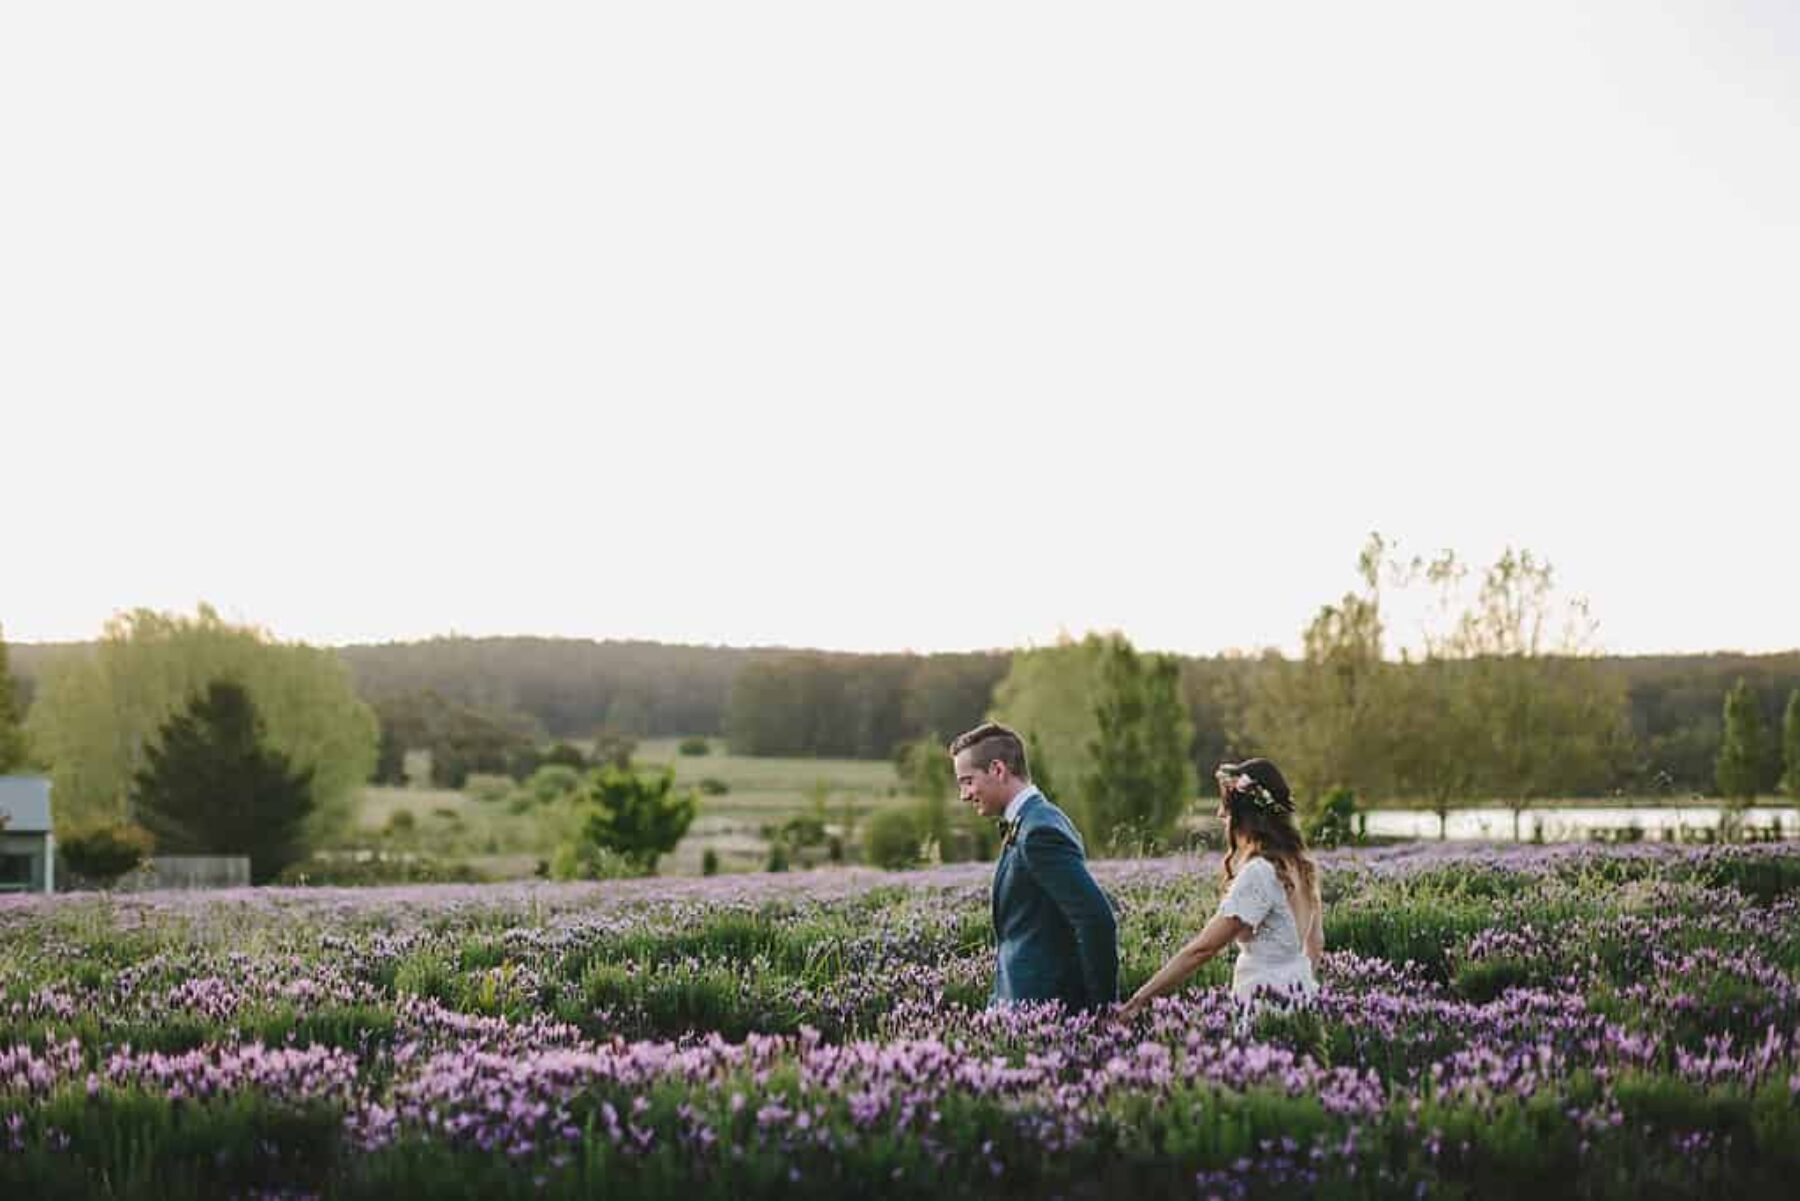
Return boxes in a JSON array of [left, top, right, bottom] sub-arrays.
[[947, 722, 1030, 780]]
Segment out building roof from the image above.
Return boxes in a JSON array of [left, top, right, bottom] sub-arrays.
[[0, 777, 53, 833]]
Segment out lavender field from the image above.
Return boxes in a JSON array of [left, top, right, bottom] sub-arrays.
[[4, 843, 1800, 1198]]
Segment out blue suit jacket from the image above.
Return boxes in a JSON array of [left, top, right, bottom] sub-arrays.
[[990, 793, 1119, 1011]]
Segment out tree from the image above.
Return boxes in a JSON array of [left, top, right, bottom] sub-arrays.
[[369, 689, 541, 787], [1248, 537, 1393, 810], [26, 606, 375, 838], [1379, 542, 1626, 838], [1082, 636, 1195, 848], [724, 654, 841, 757], [1448, 550, 1624, 838], [1716, 678, 1766, 803], [990, 633, 1112, 831], [895, 733, 954, 801], [0, 625, 27, 773], [133, 681, 317, 884], [1783, 691, 1800, 800], [1373, 548, 1485, 837], [894, 734, 953, 854], [901, 654, 1008, 749], [1179, 654, 1262, 778], [1381, 663, 1458, 839], [1026, 730, 1060, 808], [562, 764, 696, 874], [370, 721, 407, 785], [434, 704, 537, 787]]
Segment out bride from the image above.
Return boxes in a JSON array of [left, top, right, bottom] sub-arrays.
[[1118, 758, 1323, 1018]]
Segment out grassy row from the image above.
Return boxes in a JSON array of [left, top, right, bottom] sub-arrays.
[[6, 853, 1797, 1052], [5, 1071, 1800, 1199]]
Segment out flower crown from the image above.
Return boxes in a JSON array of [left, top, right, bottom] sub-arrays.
[[1215, 765, 1294, 815]]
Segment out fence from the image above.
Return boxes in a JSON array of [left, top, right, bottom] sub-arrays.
[[116, 855, 252, 891]]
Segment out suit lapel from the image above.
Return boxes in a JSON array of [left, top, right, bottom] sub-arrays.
[[1009, 794, 1043, 850], [991, 794, 1044, 931], [991, 841, 1010, 935]]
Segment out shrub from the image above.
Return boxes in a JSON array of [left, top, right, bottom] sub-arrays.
[[548, 839, 638, 881], [590, 729, 637, 770], [1305, 787, 1360, 849], [541, 741, 589, 770], [275, 854, 485, 886], [702, 848, 720, 876], [777, 815, 827, 848], [699, 777, 731, 796], [864, 807, 922, 870], [524, 764, 583, 805], [678, 737, 711, 756], [464, 775, 512, 804], [57, 821, 154, 886], [562, 764, 698, 875], [1454, 956, 1536, 1003]]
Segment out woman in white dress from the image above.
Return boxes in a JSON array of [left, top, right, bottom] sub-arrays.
[[1118, 758, 1323, 1018]]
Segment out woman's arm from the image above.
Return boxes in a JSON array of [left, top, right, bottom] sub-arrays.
[[1305, 902, 1324, 970], [1117, 912, 1247, 1019]]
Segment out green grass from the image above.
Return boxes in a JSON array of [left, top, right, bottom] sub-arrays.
[[344, 741, 915, 879], [634, 738, 901, 800], [633, 738, 911, 875], [348, 785, 556, 859], [352, 786, 474, 831]]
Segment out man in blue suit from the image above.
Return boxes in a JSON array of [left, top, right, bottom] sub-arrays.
[[950, 722, 1118, 1012]]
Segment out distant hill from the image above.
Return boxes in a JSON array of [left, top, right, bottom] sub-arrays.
[[7, 636, 1009, 745], [10, 636, 1800, 790]]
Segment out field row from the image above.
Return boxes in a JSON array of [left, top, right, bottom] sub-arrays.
[[4, 842, 1800, 1196]]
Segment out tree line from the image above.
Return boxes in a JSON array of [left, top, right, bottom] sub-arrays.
[[6, 551, 1800, 810], [5, 545, 1800, 881], [10, 630, 1800, 802], [12, 634, 1800, 797]]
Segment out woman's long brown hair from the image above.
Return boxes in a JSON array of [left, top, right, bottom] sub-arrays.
[[1218, 758, 1320, 912]]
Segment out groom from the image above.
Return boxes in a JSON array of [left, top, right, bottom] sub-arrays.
[[950, 722, 1118, 1012]]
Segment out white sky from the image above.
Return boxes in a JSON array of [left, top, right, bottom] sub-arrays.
[[3, 2, 1797, 658]]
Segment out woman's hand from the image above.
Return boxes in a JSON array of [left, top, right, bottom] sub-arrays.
[[1114, 913, 1247, 1023]]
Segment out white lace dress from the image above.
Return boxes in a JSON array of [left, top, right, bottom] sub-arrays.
[[1215, 856, 1319, 1002]]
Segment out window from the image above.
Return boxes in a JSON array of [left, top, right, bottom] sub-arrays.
[[0, 852, 33, 891]]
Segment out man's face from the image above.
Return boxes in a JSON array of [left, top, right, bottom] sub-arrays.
[[954, 749, 1013, 819]]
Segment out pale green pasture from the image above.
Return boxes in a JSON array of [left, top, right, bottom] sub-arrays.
[[633, 737, 914, 873], [349, 740, 920, 877], [348, 784, 561, 863], [633, 737, 901, 797], [352, 785, 474, 830]]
